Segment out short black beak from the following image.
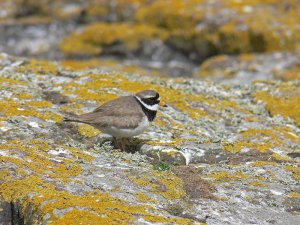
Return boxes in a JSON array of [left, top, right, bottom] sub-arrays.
[[159, 101, 167, 107]]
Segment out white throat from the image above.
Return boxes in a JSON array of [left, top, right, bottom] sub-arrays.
[[135, 96, 159, 111]]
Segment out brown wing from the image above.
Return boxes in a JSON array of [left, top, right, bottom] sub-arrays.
[[76, 96, 144, 129]]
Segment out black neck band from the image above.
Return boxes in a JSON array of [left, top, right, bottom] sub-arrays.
[[135, 97, 157, 122]]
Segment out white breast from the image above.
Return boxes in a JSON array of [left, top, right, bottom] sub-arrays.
[[101, 116, 150, 138]]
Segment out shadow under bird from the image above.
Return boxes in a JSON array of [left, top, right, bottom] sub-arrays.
[[63, 90, 167, 151]]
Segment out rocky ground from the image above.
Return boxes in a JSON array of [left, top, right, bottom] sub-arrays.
[[0, 0, 300, 225], [1, 0, 300, 79], [0, 54, 299, 224]]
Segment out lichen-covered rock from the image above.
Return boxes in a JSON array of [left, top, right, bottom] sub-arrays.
[[0, 53, 299, 224], [59, 22, 169, 57], [1, 0, 300, 61], [194, 53, 300, 84], [135, 0, 300, 58]]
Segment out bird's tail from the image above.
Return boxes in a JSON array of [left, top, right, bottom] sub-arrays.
[[62, 113, 83, 123]]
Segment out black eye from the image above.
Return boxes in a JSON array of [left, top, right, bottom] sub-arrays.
[[150, 97, 158, 101], [143, 97, 159, 105]]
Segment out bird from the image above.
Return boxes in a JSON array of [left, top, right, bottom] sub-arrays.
[[63, 90, 167, 151]]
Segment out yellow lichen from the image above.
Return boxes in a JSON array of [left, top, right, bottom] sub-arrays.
[[288, 192, 300, 198], [223, 128, 298, 155], [17, 92, 33, 99], [0, 99, 62, 122], [60, 59, 102, 71], [26, 100, 53, 108], [60, 23, 168, 56], [253, 88, 300, 126], [134, 192, 157, 203], [0, 140, 87, 183], [129, 170, 186, 200], [16, 59, 58, 75], [78, 124, 101, 138], [249, 161, 277, 167], [271, 153, 291, 161], [208, 171, 248, 181], [0, 138, 194, 223], [51, 209, 112, 225], [248, 181, 268, 187], [0, 168, 12, 181], [284, 165, 300, 180], [0, 77, 26, 85]]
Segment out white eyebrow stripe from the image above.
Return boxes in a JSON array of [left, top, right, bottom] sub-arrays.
[[135, 96, 159, 111]]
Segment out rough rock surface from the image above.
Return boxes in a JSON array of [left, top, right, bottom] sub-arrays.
[[0, 53, 299, 224], [1, 0, 300, 78], [195, 53, 300, 84]]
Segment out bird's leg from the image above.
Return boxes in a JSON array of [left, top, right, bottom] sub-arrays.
[[112, 137, 125, 151], [120, 138, 126, 152], [113, 137, 119, 149]]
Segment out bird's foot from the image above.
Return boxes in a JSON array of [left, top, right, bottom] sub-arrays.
[[113, 137, 127, 151]]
